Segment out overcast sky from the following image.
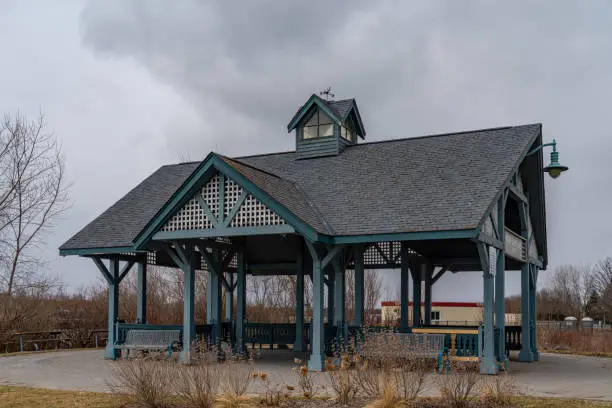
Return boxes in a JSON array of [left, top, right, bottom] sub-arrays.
[[1, 1, 610, 302]]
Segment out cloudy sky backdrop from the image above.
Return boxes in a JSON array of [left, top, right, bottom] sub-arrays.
[[1, 1, 610, 301]]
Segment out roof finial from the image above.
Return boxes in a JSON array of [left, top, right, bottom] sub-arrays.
[[319, 87, 335, 101]]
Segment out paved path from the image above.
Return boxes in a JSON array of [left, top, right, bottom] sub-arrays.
[[1, 350, 611, 400]]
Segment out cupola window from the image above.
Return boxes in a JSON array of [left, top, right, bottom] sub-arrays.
[[302, 108, 334, 140], [341, 120, 356, 143]]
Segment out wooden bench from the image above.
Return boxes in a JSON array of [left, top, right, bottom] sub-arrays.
[[115, 329, 181, 360]]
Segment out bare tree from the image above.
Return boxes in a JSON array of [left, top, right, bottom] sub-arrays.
[[545, 264, 594, 319], [364, 269, 382, 323], [0, 113, 69, 296], [593, 257, 612, 317]]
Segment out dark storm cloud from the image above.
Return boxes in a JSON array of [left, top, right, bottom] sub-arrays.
[[76, 0, 612, 298]]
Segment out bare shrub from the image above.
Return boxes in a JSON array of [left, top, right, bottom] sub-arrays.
[[481, 372, 521, 407], [394, 358, 431, 401], [221, 361, 253, 397], [363, 382, 401, 408], [291, 358, 318, 399], [174, 362, 220, 408], [325, 358, 359, 405], [435, 361, 481, 408], [107, 360, 173, 408], [253, 371, 286, 406]]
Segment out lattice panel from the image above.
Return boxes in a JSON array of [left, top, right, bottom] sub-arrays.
[[224, 178, 244, 217], [162, 175, 220, 231], [363, 242, 402, 265], [229, 194, 286, 227], [202, 174, 220, 220]]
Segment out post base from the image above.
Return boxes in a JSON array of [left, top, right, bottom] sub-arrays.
[[480, 357, 499, 375], [293, 341, 305, 353], [180, 349, 192, 364], [532, 349, 540, 361], [104, 344, 117, 360], [307, 352, 325, 371], [518, 348, 534, 362]]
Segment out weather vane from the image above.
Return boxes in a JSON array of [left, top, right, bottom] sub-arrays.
[[319, 87, 335, 100]]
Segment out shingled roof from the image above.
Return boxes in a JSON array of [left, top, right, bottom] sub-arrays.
[[59, 124, 542, 252]]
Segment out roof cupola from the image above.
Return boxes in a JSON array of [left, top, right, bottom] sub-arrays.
[[287, 93, 365, 160]]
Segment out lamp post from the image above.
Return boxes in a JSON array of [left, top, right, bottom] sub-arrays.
[[527, 139, 569, 179]]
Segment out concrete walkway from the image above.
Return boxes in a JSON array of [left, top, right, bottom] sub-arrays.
[[0, 350, 611, 400]]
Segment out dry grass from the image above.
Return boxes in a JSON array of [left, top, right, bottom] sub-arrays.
[[0, 385, 116, 408], [107, 360, 174, 407], [3, 385, 612, 408], [537, 328, 612, 356]]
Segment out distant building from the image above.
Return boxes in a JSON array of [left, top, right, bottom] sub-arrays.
[[381, 301, 483, 325]]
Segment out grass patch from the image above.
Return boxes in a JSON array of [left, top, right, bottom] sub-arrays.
[[541, 349, 612, 359], [2, 385, 612, 408], [515, 396, 612, 407], [0, 385, 115, 408]]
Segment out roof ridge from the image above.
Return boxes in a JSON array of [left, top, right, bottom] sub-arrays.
[[168, 124, 542, 165], [217, 154, 282, 179]]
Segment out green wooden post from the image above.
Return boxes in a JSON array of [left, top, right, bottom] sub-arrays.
[[480, 245, 498, 374], [411, 260, 422, 327], [225, 272, 234, 322], [104, 258, 119, 359], [519, 262, 534, 362], [353, 245, 365, 326], [235, 250, 246, 354], [530, 265, 539, 360], [400, 243, 410, 330], [294, 245, 305, 352], [327, 266, 334, 325], [137, 262, 147, 324], [495, 195, 507, 364], [211, 250, 222, 344], [424, 264, 433, 325], [181, 248, 196, 363], [307, 243, 325, 371], [333, 260, 345, 326]]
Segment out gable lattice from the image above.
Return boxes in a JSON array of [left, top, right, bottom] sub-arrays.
[[230, 195, 286, 227], [162, 172, 286, 232]]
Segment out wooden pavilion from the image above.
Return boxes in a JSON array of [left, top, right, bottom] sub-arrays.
[[59, 94, 566, 374]]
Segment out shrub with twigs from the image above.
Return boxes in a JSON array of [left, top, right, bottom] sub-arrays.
[[435, 361, 482, 408], [325, 357, 359, 405], [481, 372, 521, 407], [107, 360, 173, 408], [291, 358, 318, 399], [253, 371, 286, 406], [220, 359, 253, 397], [174, 362, 220, 408]]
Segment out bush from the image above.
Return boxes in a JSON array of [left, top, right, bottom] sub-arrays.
[[481, 372, 520, 407], [174, 362, 220, 408], [435, 361, 482, 408], [107, 360, 173, 408]]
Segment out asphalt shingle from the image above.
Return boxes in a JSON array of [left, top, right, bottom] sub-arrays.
[[59, 124, 540, 250]]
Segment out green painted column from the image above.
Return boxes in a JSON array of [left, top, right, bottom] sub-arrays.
[[326, 267, 334, 325], [137, 262, 147, 324], [411, 260, 422, 327], [495, 248, 506, 364], [400, 243, 410, 330], [495, 194, 507, 365], [181, 251, 196, 363], [294, 246, 305, 352], [333, 260, 345, 326], [353, 245, 365, 326], [307, 246, 325, 371], [104, 259, 120, 359], [235, 250, 246, 354], [518, 262, 534, 362], [481, 246, 498, 374], [210, 250, 222, 343], [424, 264, 433, 326], [530, 265, 539, 360], [225, 272, 234, 322]]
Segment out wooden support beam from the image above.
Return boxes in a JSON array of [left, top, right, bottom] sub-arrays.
[[431, 266, 449, 285], [508, 183, 528, 203], [92, 257, 113, 285], [117, 260, 135, 283], [222, 190, 248, 227], [195, 194, 221, 229]]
